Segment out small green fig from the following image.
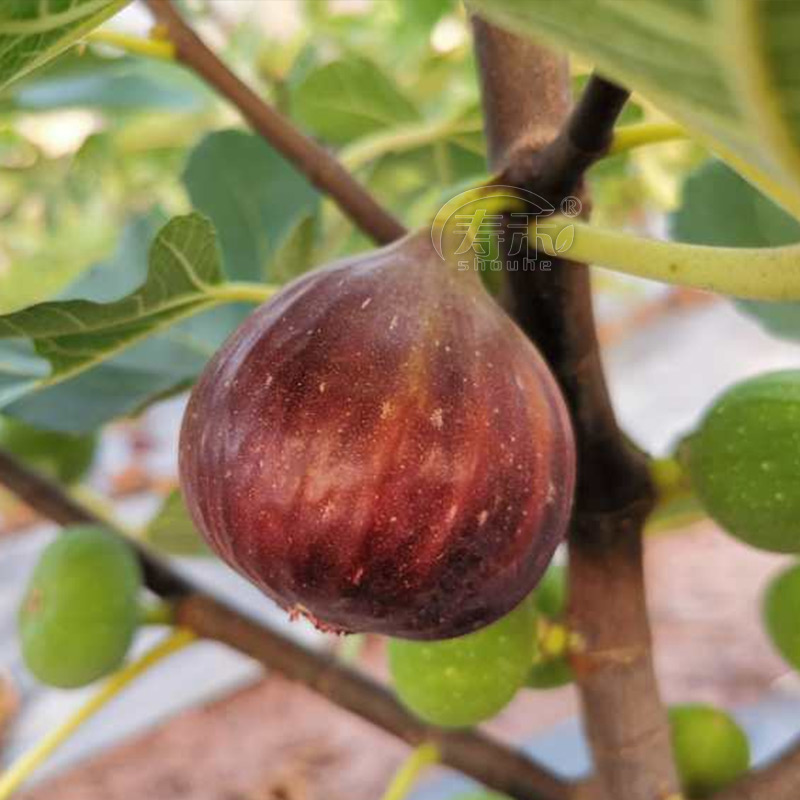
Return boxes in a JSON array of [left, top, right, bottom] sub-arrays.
[[18, 526, 142, 688], [180, 230, 575, 639], [688, 371, 800, 553], [388, 595, 537, 727], [669, 704, 749, 798], [527, 562, 573, 689], [764, 562, 800, 671]]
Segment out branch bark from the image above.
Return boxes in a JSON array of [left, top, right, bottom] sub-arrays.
[[472, 20, 679, 800], [143, 0, 405, 245], [0, 447, 565, 800], [714, 737, 800, 800]]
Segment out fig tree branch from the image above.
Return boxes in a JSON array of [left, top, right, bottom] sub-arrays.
[[0, 447, 566, 800], [471, 20, 678, 800], [713, 736, 800, 800], [142, 0, 406, 246]]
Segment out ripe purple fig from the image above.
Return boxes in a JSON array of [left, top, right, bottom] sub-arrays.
[[179, 230, 575, 639]]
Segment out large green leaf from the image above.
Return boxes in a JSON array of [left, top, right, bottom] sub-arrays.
[[0, 341, 48, 409], [672, 158, 800, 340], [2, 335, 207, 433], [291, 56, 421, 145], [0, 0, 130, 93], [183, 130, 320, 282], [469, 0, 800, 219], [0, 213, 254, 432], [0, 51, 211, 112], [143, 489, 210, 557], [0, 213, 230, 395]]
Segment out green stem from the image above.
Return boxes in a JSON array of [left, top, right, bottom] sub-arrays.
[[209, 282, 278, 305], [535, 217, 800, 300], [609, 121, 688, 154], [341, 117, 484, 170], [379, 742, 440, 800], [86, 30, 176, 61], [139, 599, 175, 626], [649, 456, 688, 503], [0, 628, 195, 800]]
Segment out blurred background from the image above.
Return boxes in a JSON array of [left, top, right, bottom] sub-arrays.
[[1, 1, 799, 798]]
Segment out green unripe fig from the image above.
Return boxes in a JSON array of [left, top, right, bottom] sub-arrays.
[[688, 371, 800, 553], [669, 704, 750, 798], [764, 562, 800, 671], [532, 562, 567, 618], [18, 526, 142, 689], [0, 415, 96, 485], [388, 595, 537, 727], [526, 562, 573, 689]]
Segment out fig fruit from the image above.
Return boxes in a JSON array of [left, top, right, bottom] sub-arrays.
[[180, 229, 575, 639], [18, 526, 142, 688], [527, 562, 573, 689], [669, 704, 749, 798], [388, 594, 537, 726], [688, 370, 800, 553], [763, 562, 800, 671]]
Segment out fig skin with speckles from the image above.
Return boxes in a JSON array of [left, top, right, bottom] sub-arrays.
[[179, 230, 575, 640]]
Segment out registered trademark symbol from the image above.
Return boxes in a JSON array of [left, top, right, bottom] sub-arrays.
[[560, 196, 582, 217]]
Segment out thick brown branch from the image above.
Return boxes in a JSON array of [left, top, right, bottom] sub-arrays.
[[144, 0, 405, 245], [471, 19, 678, 800], [0, 446, 565, 800], [0, 448, 189, 599], [178, 594, 568, 800], [714, 737, 800, 800]]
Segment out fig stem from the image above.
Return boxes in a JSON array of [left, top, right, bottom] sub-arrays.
[[341, 117, 486, 171], [210, 282, 278, 305], [85, 30, 176, 61], [0, 628, 195, 800], [139, 599, 175, 627], [608, 122, 688, 155], [649, 457, 690, 505], [535, 217, 800, 300], [378, 742, 440, 800]]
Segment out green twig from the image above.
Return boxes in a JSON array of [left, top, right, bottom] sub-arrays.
[[86, 30, 175, 61], [609, 121, 688, 154], [536, 217, 800, 300], [0, 628, 195, 800], [139, 599, 175, 626], [209, 281, 278, 305], [379, 743, 440, 800]]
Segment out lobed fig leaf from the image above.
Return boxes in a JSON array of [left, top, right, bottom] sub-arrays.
[[180, 230, 575, 639]]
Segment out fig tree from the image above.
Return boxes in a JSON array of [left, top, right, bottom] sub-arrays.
[[180, 230, 575, 639], [18, 526, 142, 688], [688, 370, 800, 553]]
